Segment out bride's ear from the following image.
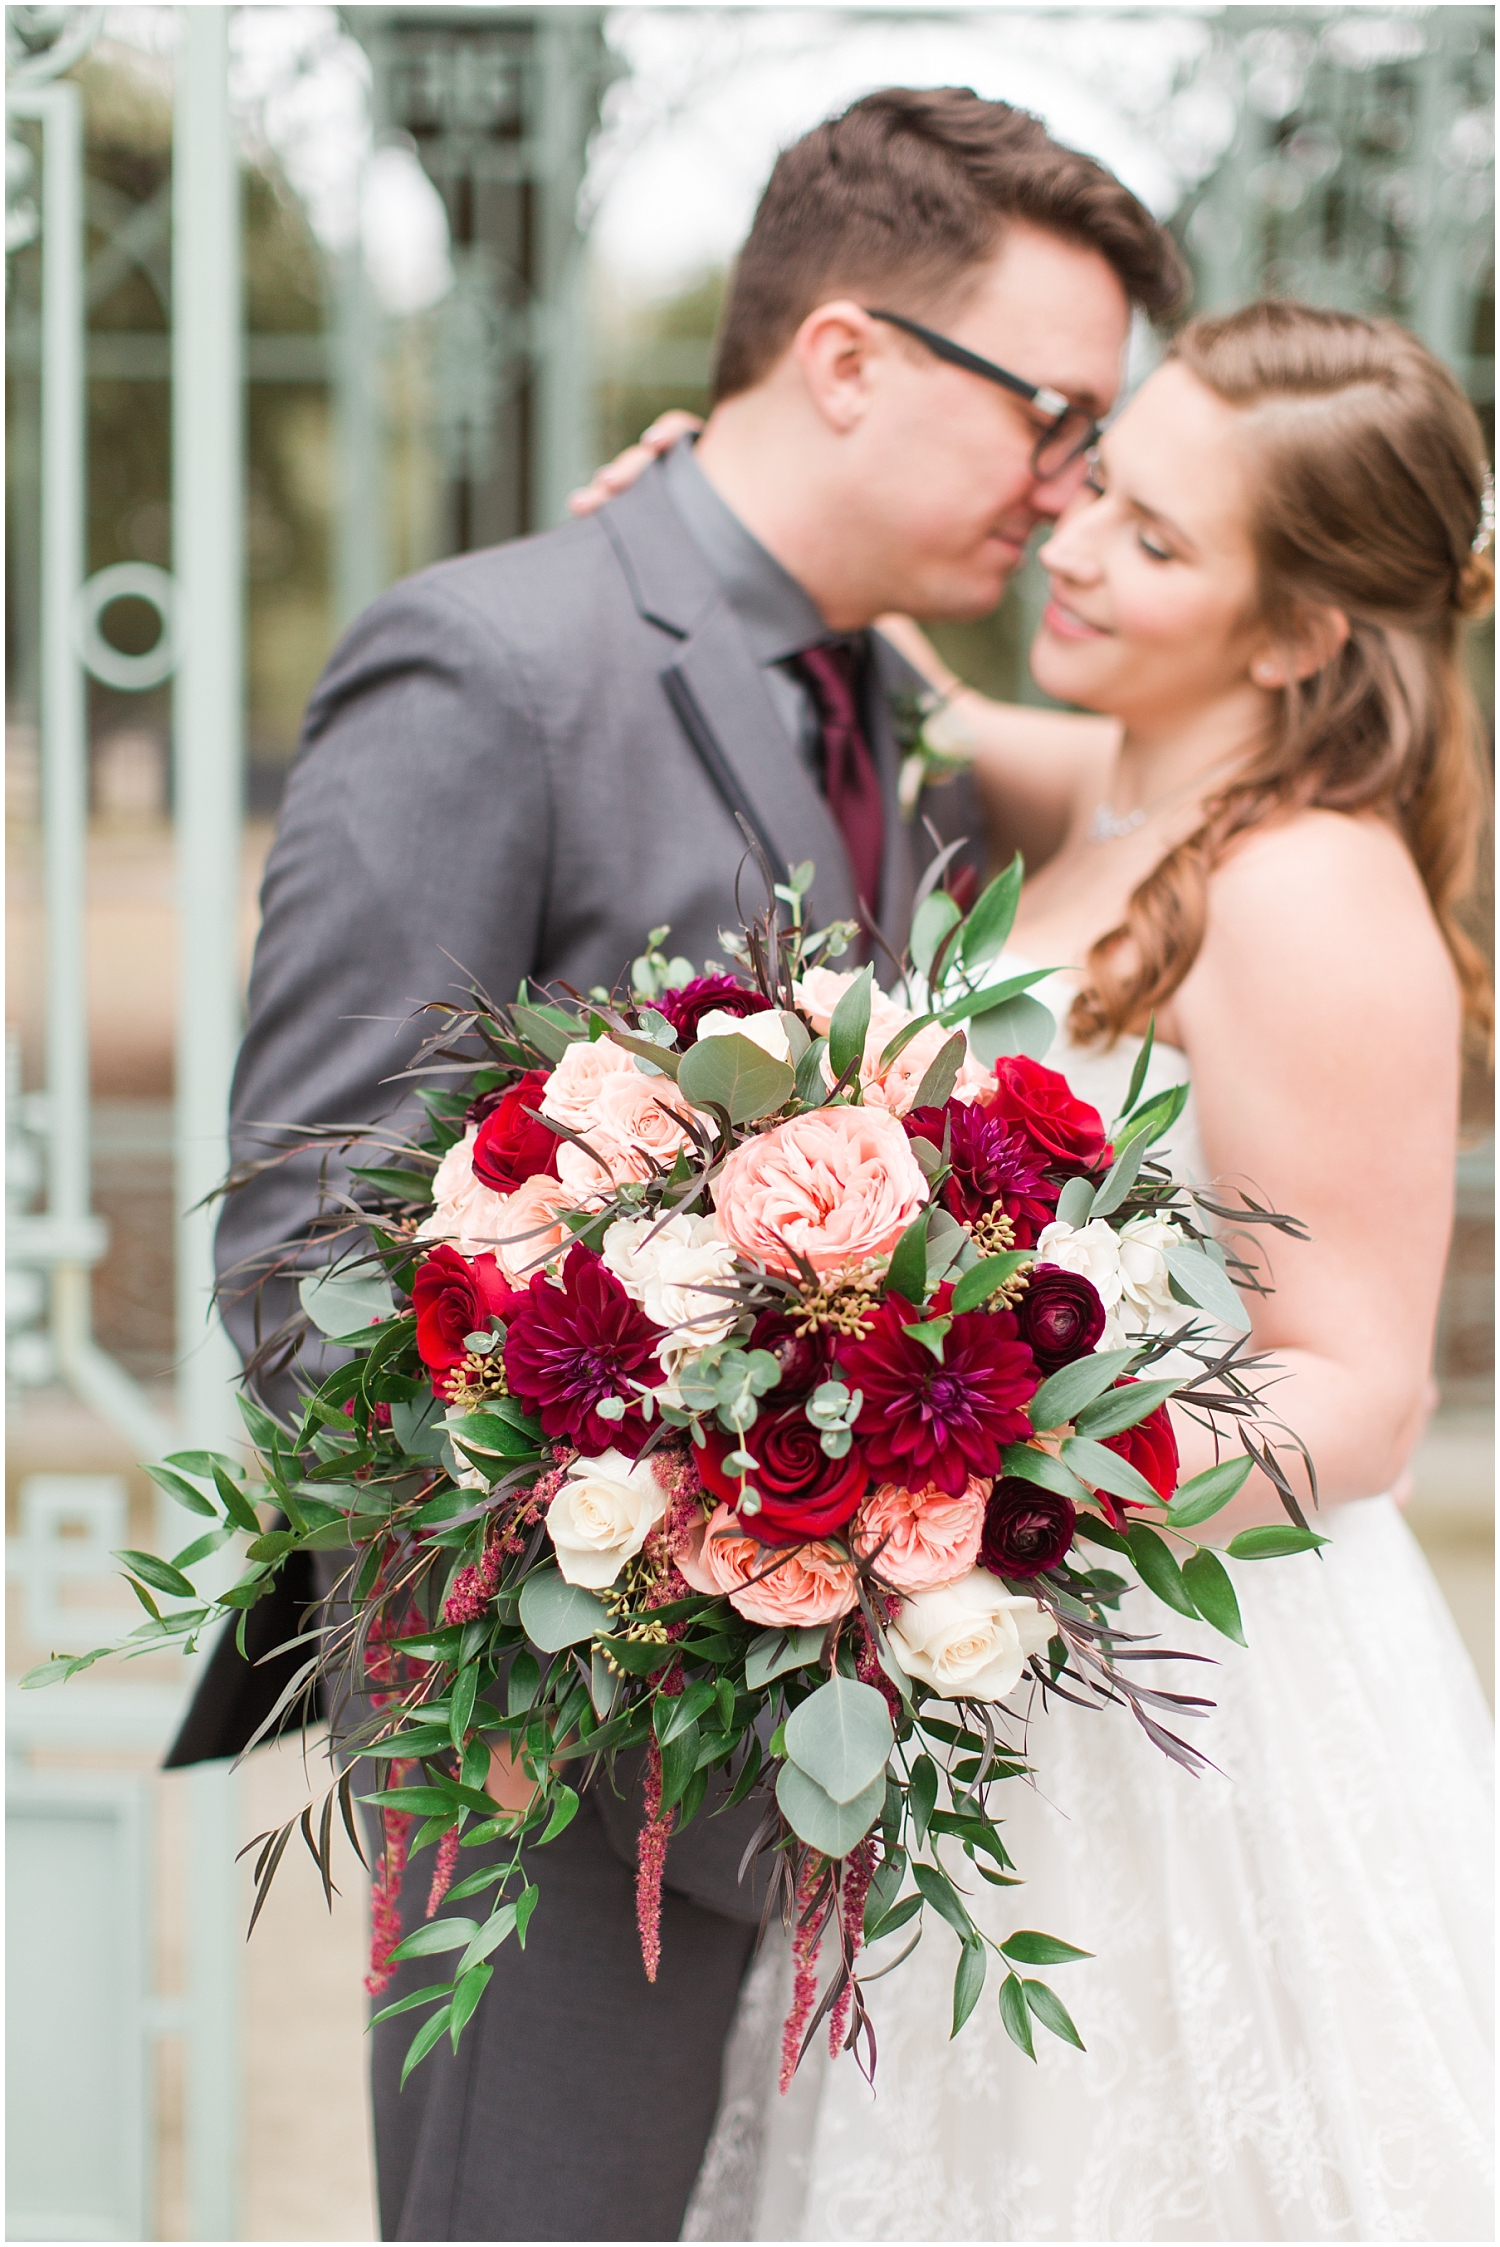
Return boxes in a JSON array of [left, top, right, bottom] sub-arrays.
[[1249, 604, 1351, 689]]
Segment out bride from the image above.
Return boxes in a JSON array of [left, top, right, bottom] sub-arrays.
[[580, 298, 1495, 2241]]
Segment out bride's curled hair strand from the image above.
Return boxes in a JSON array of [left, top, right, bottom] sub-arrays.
[[1070, 299, 1494, 1056]]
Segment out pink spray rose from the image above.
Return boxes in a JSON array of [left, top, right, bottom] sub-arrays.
[[681, 1503, 858, 1629], [853, 1476, 990, 1591], [713, 1104, 927, 1278]]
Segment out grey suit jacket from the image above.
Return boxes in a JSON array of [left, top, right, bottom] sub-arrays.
[[217, 454, 980, 1368]]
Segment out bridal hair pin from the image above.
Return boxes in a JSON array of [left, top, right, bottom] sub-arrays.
[[1473, 463, 1495, 556]]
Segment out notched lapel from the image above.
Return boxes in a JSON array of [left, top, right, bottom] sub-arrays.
[[599, 461, 858, 936]]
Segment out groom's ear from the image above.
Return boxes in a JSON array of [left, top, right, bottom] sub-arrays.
[[790, 300, 883, 434]]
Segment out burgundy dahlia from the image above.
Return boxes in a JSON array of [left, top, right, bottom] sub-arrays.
[[470, 1070, 560, 1193], [503, 1246, 661, 1456], [905, 1100, 1058, 1246], [1015, 1265, 1106, 1372], [655, 974, 773, 1046], [979, 1477, 1076, 1578], [836, 1292, 1040, 1498]]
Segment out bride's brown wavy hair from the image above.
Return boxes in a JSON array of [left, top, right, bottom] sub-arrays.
[[1070, 299, 1494, 1053]]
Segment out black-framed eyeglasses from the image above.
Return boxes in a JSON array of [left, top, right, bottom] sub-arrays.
[[867, 308, 1100, 480]]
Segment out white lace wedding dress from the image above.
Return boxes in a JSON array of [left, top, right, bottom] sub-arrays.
[[684, 974, 1494, 2244]]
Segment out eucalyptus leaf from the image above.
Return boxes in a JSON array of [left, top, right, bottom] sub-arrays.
[[795, 1036, 830, 1108], [512, 1004, 577, 1063], [884, 1212, 931, 1307], [391, 1393, 448, 1461], [951, 1936, 989, 2037], [783, 1676, 894, 1805], [1125, 1523, 1199, 1619], [1028, 1346, 1140, 1433], [739, 1629, 821, 1693], [1225, 1524, 1329, 1560], [517, 1569, 610, 1652], [908, 1031, 967, 1112], [1164, 1243, 1251, 1332], [676, 1034, 795, 1124], [949, 1252, 1031, 1314], [998, 1443, 1092, 1502], [299, 1267, 397, 1338], [1166, 1453, 1254, 1528], [1052, 1175, 1096, 1229], [775, 1760, 885, 1856], [959, 852, 1024, 972], [966, 991, 1056, 1067], [999, 1930, 1093, 1967], [1060, 1434, 1162, 1510], [827, 965, 874, 1083], [1088, 1132, 1149, 1221], [1180, 1548, 1246, 1644], [1071, 1376, 1184, 1441], [910, 890, 961, 981]]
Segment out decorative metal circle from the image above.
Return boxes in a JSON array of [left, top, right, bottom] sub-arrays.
[[73, 562, 178, 691], [4, 6, 103, 87]]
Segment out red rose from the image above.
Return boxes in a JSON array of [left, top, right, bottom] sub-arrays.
[[412, 1245, 519, 1387], [1091, 1383, 1179, 1528], [470, 1071, 560, 1193], [986, 1055, 1111, 1173], [698, 1410, 867, 1547]]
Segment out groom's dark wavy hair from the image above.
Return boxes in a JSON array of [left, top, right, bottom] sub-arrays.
[[712, 86, 1186, 398]]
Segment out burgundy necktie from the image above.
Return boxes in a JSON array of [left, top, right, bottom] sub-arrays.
[[793, 641, 885, 923]]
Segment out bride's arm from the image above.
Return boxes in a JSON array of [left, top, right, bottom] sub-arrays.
[[1170, 808, 1461, 1537], [873, 615, 1119, 865]]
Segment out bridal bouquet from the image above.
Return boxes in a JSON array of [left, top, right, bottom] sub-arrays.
[[29, 850, 1319, 2087]]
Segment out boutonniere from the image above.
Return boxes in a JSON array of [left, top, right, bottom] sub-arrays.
[[893, 685, 977, 820]]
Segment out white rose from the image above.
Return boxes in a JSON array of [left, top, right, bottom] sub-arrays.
[[1117, 1213, 1188, 1330], [695, 1009, 793, 1065], [890, 1570, 1053, 1701], [545, 1447, 668, 1589], [603, 1211, 740, 1382], [1034, 1219, 1125, 1313]]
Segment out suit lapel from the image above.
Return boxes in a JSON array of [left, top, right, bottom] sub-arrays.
[[599, 469, 857, 937]]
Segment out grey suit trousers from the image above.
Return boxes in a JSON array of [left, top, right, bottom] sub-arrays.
[[371, 1784, 758, 2242]]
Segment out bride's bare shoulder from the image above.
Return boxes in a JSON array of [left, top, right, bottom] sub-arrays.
[[1191, 806, 1458, 1017]]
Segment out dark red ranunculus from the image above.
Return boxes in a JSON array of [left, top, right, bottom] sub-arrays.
[[1092, 1382, 1179, 1528], [502, 1246, 661, 1456], [836, 1292, 1039, 1498], [986, 1055, 1111, 1174], [470, 1070, 560, 1193], [746, 1308, 832, 1401], [904, 1099, 1059, 1246], [413, 1245, 520, 1389], [1016, 1265, 1106, 1372], [655, 974, 773, 1046], [978, 1477, 1076, 1579], [698, 1409, 867, 1546]]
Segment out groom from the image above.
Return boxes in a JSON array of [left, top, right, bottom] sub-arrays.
[[187, 85, 1182, 2242]]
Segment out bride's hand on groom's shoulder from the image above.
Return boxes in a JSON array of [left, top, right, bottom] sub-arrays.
[[567, 410, 704, 515]]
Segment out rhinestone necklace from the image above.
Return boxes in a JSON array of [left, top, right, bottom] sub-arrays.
[[1087, 757, 1240, 847]]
